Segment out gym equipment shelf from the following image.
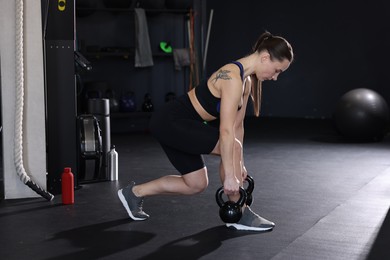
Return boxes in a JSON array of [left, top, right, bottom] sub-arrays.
[[83, 51, 172, 60], [77, 7, 189, 14], [75, 2, 202, 133]]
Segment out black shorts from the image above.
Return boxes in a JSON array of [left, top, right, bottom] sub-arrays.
[[149, 94, 219, 174]]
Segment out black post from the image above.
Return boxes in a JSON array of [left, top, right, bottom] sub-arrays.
[[44, 0, 77, 194]]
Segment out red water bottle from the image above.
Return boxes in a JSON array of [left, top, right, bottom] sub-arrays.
[[61, 167, 74, 204]]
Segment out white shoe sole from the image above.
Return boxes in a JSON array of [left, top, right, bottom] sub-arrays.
[[226, 223, 274, 231], [117, 189, 147, 221]]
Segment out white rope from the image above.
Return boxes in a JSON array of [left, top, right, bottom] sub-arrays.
[[14, 0, 54, 200], [14, 0, 30, 184]]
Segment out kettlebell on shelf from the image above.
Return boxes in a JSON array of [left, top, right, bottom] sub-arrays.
[[105, 89, 120, 113], [142, 93, 154, 112], [165, 92, 176, 103], [120, 91, 137, 112]]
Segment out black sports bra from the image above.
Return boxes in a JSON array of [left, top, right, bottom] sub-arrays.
[[194, 61, 244, 117]]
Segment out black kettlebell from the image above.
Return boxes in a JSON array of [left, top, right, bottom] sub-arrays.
[[120, 91, 137, 112], [142, 93, 154, 112], [165, 92, 176, 103], [215, 186, 247, 223], [244, 175, 254, 206], [105, 89, 120, 113]]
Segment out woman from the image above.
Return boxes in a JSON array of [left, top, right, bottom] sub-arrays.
[[118, 31, 294, 231]]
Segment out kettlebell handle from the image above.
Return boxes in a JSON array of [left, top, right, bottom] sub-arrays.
[[245, 175, 255, 194], [215, 186, 247, 208]]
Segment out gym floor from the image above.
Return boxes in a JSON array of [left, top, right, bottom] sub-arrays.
[[1, 117, 390, 260]]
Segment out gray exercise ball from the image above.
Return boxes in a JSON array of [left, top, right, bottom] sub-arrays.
[[333, 88, 389, 141]]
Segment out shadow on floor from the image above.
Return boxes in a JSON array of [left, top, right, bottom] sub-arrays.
[[46, 219, 156, 260], [46, 220, 270, 260], [0, 200, 62, 218], [138, 226, 271, 260], [365, 208, 390, 260]]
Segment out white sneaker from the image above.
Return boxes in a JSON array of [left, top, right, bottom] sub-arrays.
[[226, 206, 275, 231]]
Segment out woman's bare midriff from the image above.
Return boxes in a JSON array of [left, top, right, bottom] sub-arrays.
[[187, 89, 217, 122]]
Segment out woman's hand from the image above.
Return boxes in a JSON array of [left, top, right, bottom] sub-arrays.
[[241, 164, 248, 180], [223, 176, 240, 195]]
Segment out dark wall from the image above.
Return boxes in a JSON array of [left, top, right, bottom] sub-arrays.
[[206, 0, 390, 119]]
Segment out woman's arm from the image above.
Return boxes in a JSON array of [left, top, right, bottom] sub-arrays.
[[234, 77, 252, 143], [234, 77, 252, 179], [216, 70, 244, 195]]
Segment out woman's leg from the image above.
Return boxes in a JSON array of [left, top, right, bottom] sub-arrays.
[[118, 167, 208, 221], [119, 95, 217, 220], [133, 167, 209, 197]]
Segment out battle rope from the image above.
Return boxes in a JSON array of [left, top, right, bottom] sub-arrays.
[[15, 0, 54, 201]]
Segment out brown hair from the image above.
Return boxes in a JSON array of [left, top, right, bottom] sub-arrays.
[[250, 31, 294, 117]]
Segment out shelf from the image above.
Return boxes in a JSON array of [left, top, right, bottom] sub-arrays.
[[110, 111, 152, 119], [76, 7, 189, 15], [84, 51, 172, 60], [76, 4, 192, 134]]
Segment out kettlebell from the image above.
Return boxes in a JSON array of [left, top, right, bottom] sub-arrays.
[[215, 186, 247, 223], [120, 91, 137, 112], [142, 93, 154, 112], [105, 89, 120, 113], [244, 175, 255, 206], [165, 92, 176, 103]]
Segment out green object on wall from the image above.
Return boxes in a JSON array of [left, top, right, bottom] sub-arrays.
[[159, 41, 173, 53]]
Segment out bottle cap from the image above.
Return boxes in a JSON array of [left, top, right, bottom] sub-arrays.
[[64, 167, 71, 173]]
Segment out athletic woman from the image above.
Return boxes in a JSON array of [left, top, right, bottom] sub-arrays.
[[118, 31, 294, 231]]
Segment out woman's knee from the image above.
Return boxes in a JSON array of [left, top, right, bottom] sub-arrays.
[[183, 167, 209, 194]]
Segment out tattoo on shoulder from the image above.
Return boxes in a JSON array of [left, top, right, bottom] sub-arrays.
[[213, 69, 232, 82]]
